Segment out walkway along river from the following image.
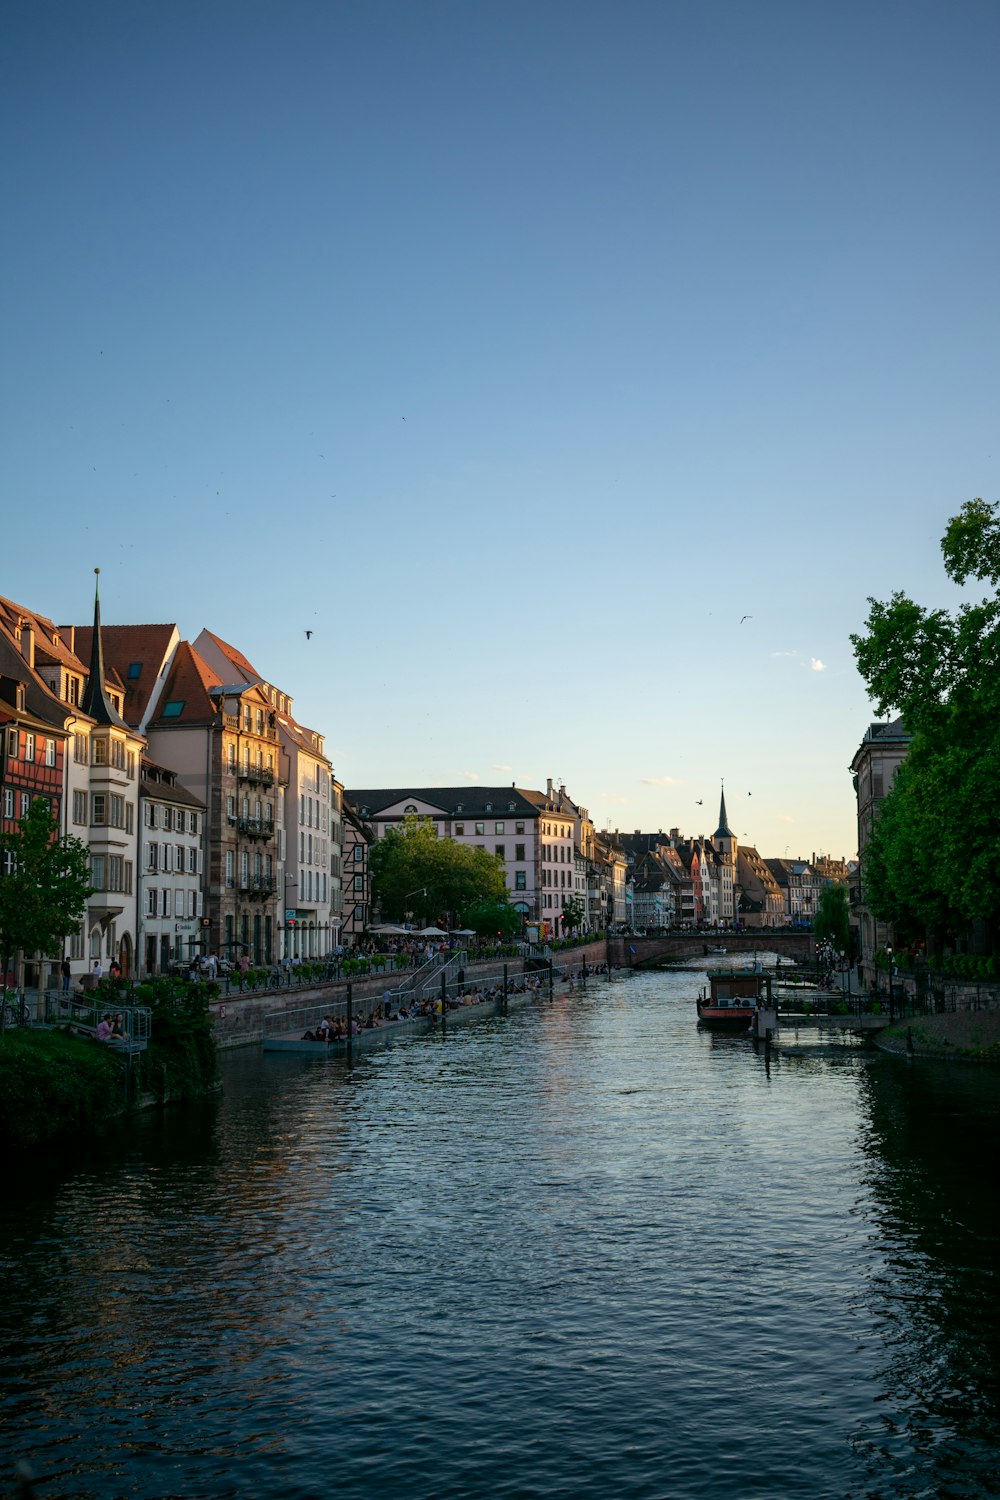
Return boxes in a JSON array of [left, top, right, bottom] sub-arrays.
[[1, 962, 998, 1498]]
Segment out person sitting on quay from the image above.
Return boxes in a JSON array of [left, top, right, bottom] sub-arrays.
[[111, 1012, 128, 1041], [96, 1014, 113, 1041]]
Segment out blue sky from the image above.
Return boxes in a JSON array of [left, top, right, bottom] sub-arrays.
[[3, 0, 998, 860]]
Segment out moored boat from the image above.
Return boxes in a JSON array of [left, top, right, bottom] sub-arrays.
[[696, 968, 774, 1031]]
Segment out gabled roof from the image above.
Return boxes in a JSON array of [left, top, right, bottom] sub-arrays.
[[197, 628, 261, 684], [146, 641, 225, 729], [71, 623, 178, 729]]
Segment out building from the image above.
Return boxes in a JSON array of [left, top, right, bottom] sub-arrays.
[[736, 846, 784, 927], [345, 783, 570, 933], [849, 718, 911, 986], [2, 580, 147, 980], [193, 631, 342, 960], [138, 759, 206, 975], [341, 799, 372, 945], [142, 640, 282, 966]]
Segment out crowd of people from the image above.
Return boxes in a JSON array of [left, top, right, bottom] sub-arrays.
[[299, 972, 562, 1044]]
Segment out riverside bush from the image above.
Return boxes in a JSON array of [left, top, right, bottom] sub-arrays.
[[0, 1029, 123, 1149]]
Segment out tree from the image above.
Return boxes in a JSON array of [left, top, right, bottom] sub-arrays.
[[850, 498, 1000, 941], [813, 885, 851, 956], [0, 801, 93, 982], [559, 896, 586, 933], [369, 814, 509, 923], [461, 898, 523, 940]]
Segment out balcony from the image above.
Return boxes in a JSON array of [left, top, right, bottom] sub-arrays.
[[238, 817, 275, 840], [238, 765, 275, 786], [238, 877, 276, 900]]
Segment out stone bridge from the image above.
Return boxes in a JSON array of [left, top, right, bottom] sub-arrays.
[[607, 932, 815, 967]]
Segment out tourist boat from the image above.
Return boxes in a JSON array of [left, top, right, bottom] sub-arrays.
[[707, 944, 727, 954], [696, 968, 774, 1031]]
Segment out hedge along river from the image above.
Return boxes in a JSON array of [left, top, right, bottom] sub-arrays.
[[1, 963, 998, 1499]]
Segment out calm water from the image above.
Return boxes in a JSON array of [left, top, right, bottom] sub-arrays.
[[1, 965, 999, 1499]]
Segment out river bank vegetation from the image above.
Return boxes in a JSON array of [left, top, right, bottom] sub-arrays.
[[0, 976, 219, 1150], [851, 498, 999, 965]]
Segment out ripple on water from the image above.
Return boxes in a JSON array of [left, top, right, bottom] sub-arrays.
[[1, 970, 998, 1498]]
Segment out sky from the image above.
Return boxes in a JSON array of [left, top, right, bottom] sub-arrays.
[[3, 0, 998, 862]]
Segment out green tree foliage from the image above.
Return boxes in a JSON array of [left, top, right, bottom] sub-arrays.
[[559, 896, 586, 932], [813, 884, 851, 955], [0, 800, 93, 976], [370, 814, 509, 923], [851, 498, 1000, 938], [461, 898, 523, 939]]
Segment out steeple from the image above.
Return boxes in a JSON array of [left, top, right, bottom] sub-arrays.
[[714, 783, 733, 840], [80, 568, 126, 727]]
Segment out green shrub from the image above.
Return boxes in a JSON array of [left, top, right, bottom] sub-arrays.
[[0, 1029, 123, 1149], [139, 1011, 217, 1103]]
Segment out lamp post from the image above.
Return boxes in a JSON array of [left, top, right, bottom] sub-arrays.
[[886, 943, 894, 1019]]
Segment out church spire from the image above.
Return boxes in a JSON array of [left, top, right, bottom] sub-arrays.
[[80, 568, 125, 727], [714, 782, 733, 840]]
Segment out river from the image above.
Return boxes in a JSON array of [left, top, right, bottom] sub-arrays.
[[1, 963, 998, 1498]]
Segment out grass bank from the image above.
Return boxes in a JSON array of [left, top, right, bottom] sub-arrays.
[[878, 1010, 1000, 1063]]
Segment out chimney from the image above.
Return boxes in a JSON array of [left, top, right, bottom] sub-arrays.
[[20, 622, 34, 670], [546, 778, 553, 797], [67, 625, 75, 653]]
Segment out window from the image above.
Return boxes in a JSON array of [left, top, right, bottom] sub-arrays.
[[515, 843, 525, 861], [227, 744, 236, 772], [19, 792, 29, 817], [176, 810, 185, 834], [74, 733, 88, 764], [24, 732, 35, 762], [5, 729, 16, 759], [92, 737, 107, 766], [515, 871, 527, 891], [92, 794, 107, 825], [2, 789, 12, 819], [45, 738, 56, 767], [161, 701, 185, 719], [91, 854, 105, 889], [516, 821, 525, 835], [125, 804, 133, 834], [70, 924, 84, 959], [110, 739, 125, 769], [109, 795, 124, 828], [354, 874, 363, 891], [163, 806, 173, 831], [147, 888, 158, 916], [147, 843, 159, 871], [475, 822, 485, 836], [495, 822, 504, 834], [68, 677, 80, 706], [495, 845, 505, 860], [188, 847, 197, 874], [191, 813, 198, 836], [127, 662, 142, 679], [108, 856, 123, 892], [226, 851, 235, 888], [256, 709, 264, 735], [353, 843, 363, 863], [455, 822, 465, 836]]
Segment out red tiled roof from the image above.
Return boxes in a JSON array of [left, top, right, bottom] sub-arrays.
[[146, 641, 224, 728], [70, 624, 178, 728], [198, 628, 260, 683]]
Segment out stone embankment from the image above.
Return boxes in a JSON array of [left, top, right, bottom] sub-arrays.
[[878, 1008, 1000, 1063], [210, 941, 612, 1049]]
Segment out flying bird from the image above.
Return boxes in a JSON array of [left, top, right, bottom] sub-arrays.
[[740, 615, 752, 624], [695, 800, 703, 805], [305, 630, 313, 640]]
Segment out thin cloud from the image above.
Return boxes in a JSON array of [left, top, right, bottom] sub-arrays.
[[462, 770, 480, 781], [810, 658, 827, 672], [641, 776, 681, 786], [492, 763, 513, 772], [771, 650, 798, 658]]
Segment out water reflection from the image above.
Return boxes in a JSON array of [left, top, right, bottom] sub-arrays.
[[850, 1060, 1000, 1495], [0, 972, 997, 1498]]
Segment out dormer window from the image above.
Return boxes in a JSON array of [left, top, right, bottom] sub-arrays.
[[484, 802, 492, 813], [508, 801, 515, 811], [404, 804, 417, 814], [16, 686, 25, 711]]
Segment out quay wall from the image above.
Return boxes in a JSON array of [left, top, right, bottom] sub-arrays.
[[210, 943, 611, 1050]]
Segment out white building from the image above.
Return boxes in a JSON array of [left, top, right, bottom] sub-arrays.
[[137, 759, 206, 975]]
